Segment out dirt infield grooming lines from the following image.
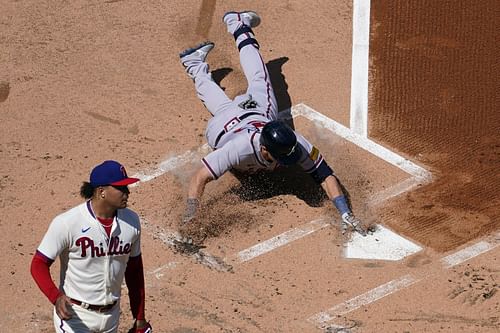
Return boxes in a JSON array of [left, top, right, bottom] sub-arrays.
[[308, 234, 500, 331]]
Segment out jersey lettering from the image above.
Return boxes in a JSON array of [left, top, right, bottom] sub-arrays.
[[76, 236, 132, 258]]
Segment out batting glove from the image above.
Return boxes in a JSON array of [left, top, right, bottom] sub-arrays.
[[182, 198, 199, 224]]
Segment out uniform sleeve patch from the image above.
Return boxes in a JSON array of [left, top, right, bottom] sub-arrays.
[[309, 146, 319, 161]]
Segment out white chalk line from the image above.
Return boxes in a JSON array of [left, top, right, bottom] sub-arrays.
[[236, 218, 332, 263], [308, 234, 500, 330], [128, 104, 430, 189], [142, 218, 232, 273], [292, 103, 431, 181], [350, 0, 371, 138], [308, 274, 420, 329], [131, 144, 210, 184], [368, 176, 423, 207], [441, 238, 500, 268], [147, 262, 179, 280], [130, 102, 431, 267]]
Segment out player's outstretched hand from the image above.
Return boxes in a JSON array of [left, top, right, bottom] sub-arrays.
[[182, 198, 199, 224], [128, 320, 152, 333], [178, 218, 206, 250]]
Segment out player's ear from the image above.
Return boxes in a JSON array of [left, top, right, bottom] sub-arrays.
[[97, 186, 106, 199]]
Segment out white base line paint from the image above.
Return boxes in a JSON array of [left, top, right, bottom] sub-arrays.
[[441, 240, 499, 268], [236, 218, 331, 262], [350, 0, 371, 137], [309, 236, 500, 330], [308, 275, 419, 329], [127, 104, 431, 221], [131, 144, 210, 184], [128, 104, 430, 188], [142, 219, 231, 272], [368, 176, 425, 207], [132, 102, 430, 276]]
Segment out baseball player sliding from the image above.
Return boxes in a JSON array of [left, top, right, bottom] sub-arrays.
[[30, 160, 152, 333], [180, 11, 372, 239]]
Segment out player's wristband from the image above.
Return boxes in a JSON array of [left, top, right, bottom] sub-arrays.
[[332, 195, 351, 216]]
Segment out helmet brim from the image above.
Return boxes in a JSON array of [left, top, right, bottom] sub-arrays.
[[275, 148, 303, 166]]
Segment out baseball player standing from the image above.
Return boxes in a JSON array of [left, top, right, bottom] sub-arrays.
[[179, 11, 371, 237], [30, 160, 152, 333]]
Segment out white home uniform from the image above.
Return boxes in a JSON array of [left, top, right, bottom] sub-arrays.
[[37, 201, 141, 333], [190, 14, 329, 180]]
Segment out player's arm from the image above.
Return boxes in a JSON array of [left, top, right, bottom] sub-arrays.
[[30, 251, 73, 320], [183, 146, 235, 224], [183, 163, 215, 224], [296, 136, 371, 235], [187, 165, 215, 200], [32, 218, 74, 319], [320, 174, 344, 200], [311, 156, 372, 236], [125, 254, 153, 331], [308, 158, 347, 208]]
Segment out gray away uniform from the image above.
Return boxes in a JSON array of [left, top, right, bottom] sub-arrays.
[[192, 14, 334, 183]]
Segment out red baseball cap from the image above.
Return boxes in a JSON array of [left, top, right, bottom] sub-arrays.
[[89, 160, 139, 187]]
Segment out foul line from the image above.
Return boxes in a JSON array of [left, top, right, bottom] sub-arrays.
[[309, 234, 500, 330], [308, 274, 419, 329], [350, 0, 371, 137], [129, 104, 430, 192], [441, 240, 499, 268]]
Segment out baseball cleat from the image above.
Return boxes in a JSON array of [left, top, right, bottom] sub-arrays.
[[223, 11, 261, 28], [179, 41, 214, 67]]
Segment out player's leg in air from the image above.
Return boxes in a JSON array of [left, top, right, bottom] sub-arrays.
[[180, 42, 233, 117], [223, 11, 278, 120]]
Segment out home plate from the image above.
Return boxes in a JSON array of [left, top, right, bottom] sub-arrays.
[[344, 225, 422, 260]]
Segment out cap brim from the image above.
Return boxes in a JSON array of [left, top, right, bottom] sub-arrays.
[[276, 149, 303, 166], [110, 177, 140, 186]]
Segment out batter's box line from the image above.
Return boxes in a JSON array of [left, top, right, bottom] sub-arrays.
[[291, 103, 432, 206], [130, 103, 431, 207], [141, 218, 233, 273]]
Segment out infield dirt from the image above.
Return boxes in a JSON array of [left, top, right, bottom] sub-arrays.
[[0, 1, 498, 332]]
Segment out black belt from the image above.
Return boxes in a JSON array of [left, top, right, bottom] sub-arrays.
[[214, 112, 263, 147], [70, 298, 117, 313]]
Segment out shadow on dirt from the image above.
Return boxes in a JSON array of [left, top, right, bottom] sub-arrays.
[[229, 167, 328, 207]]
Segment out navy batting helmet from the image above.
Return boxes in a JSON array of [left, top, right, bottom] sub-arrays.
[[259, 120, 303, 165]]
